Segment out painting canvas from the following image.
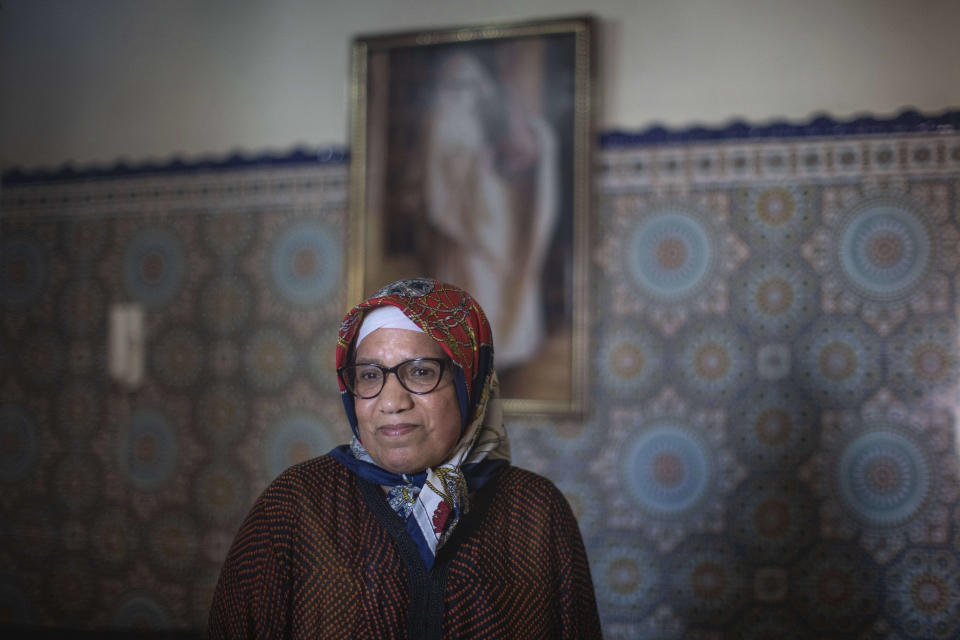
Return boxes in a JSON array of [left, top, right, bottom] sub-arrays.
[[348, 16, 595, 415]]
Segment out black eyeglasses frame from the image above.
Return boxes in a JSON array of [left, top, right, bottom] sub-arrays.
[[337, 357, 449, 399]]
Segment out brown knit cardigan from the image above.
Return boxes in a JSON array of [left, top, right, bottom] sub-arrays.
[[208, 456, 601, 639]]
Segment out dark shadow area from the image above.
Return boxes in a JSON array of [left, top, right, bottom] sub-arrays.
[[0, 626, 202, 639]]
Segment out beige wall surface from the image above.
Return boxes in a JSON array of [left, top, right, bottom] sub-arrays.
[[2, 0, 959, 169]]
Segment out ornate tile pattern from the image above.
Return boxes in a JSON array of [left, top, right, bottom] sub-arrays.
[[2, 119, 960, 636]]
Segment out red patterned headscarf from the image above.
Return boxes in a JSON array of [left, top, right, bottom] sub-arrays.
[[331, 277, 510, 570], [336, 277, 494, 434]]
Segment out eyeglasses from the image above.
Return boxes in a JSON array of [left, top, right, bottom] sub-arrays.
[[338, 358, 448, 399]]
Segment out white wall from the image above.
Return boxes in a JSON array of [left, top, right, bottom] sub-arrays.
[[2, 0, 959, 169]]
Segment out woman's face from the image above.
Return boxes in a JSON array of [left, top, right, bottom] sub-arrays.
[[353, 327, 462, 474]]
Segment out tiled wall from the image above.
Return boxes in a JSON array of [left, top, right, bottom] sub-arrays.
[[2, 120, 959, 637]]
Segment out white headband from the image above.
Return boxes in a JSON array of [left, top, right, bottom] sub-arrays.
[[356, 305, 424, 346]]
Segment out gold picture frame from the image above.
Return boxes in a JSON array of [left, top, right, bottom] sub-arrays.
[[348, 15, 594, 416]]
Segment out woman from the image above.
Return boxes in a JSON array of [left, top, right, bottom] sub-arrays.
[[208, 277, 600, 639]]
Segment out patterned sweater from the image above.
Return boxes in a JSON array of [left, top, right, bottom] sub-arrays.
[[208, 456, 601, 639]]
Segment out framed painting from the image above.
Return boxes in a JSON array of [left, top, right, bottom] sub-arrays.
[[348, 15, 595, 415]]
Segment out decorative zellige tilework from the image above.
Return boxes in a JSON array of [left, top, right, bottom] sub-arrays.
[[2, 116, 960, 637]]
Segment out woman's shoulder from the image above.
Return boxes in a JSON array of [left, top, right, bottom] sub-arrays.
[[271, 453, 347, 482], [257, 454, 354, 507], [496, 464, 559, 489], [279, 453, 348, 478], [473, 465, 584, 547], [490, 465, 570, 510]]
